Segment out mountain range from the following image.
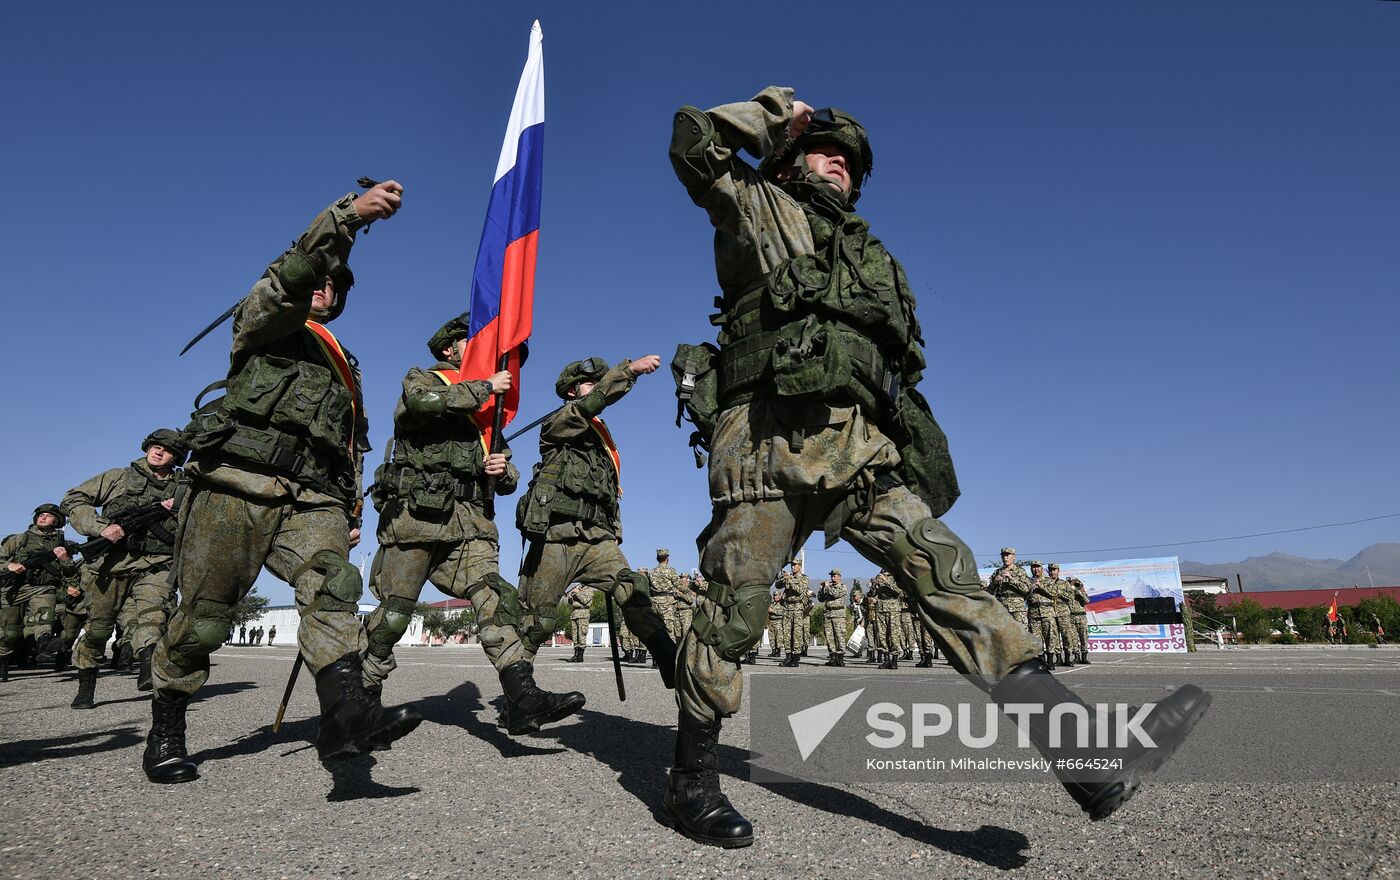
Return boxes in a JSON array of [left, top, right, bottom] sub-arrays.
[[1180, 543, 1400, 592]]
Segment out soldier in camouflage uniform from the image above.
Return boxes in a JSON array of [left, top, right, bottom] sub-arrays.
[[679, 571, 701, 645], [1, 505, 80, 680], [988, 547, 1033, 633], [906, 593, 937, 667], [62, 429, 188, 708], [862, 580, 881, 662], [818, 568, 847, 666], [765, 590, 783, 658], [566, 585, 595, 662], [1026, 561, 1061, 670], [846, 583, 865, 657], [515, 357, 677, 692], [648, 549, 683, 649], [899, 593, 916, 661], [1070, 577, 1091, 664], [146, 184, 422, 784], [361, 314, 584, 736], [871, 570, 904, 669], [664, 88, 1209, 846], [1047, 563, 1078, 667], [52, 582, 86, 671], [776, 560, 810, 667]]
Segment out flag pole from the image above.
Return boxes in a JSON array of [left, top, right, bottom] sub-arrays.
[[482, 349, 511, 519]]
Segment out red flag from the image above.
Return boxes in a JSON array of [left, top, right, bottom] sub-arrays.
[[1326, 594, 1339, 623]]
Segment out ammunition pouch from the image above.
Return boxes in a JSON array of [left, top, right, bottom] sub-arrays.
[[516, 459, 617, 537], [670, 342, 720, 465]]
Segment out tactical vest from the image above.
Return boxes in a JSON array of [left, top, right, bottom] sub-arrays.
[[380, 383, 489, 519], [6, 530, 69, 588], [516, 427, 620, 537], [102, 462, 178, 556], [184, 328, 358, 504]]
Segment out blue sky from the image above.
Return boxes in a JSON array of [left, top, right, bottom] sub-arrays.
[[3, 1, 1397, 603]]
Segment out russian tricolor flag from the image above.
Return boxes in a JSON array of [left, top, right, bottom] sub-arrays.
[[462, 20, 544, 442]]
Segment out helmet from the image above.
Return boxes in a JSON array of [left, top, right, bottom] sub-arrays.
[[33, 503, 65, 528], [554, 357, 609, 399], [428, 312, 472, 359], [762, 107, 873, 204], [319, 264, 354, 322], [142, 428, 189, 463]]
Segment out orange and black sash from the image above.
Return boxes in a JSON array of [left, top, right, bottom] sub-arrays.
[[589, 418, 622, 496], [426, 370, 490, 460], [305, 321, 357, 453]]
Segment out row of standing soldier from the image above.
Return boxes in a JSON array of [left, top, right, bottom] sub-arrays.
[[985, 547, 1092, 668]]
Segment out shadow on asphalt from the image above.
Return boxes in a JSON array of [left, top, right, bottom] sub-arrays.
[[415, 680, 565, 759], [0, 725, 143, 769], [325, 754, 420, 802], [538, 709, 1031, 870]]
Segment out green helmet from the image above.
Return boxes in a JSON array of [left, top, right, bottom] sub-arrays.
[[763, 107, 873, 204], [33, 503, 65, 528], [318, 264, 355, 323], [427, 312, 472, 359], [554, 357, 608, 399], [142, 428, 189, 462]]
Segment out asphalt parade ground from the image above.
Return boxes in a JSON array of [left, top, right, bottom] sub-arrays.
[[2, 645, 1396, 879]]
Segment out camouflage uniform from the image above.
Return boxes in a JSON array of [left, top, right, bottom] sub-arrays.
[[765, 594, 784, 656], [988, 549, 1033, 633], [677, 573, 701, 638], [54, 584, 87, 668], [362, 361, 525, 690], [872, 571, 905, 667], [862, 585, 881, 659], [1047, 566, 1079, 664], [1026, 563, 1062, 668], [648, 559, 684, 646], [515, 361, 674, 684], [0, 516, 80, 673], [62, 456, 182, 683], [846, 586, 865, 655], [1070, 577, 1090, 662], [817, 573, 847, 665], [777, 568, 811, 662], [568, 586, 595, 653]]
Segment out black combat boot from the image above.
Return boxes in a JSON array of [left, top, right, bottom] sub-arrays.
[[118, 642, 135, 672], [902, 647, 914, 661], [831, 652, 845, 667], [1080, 651, 1091, 665], [569, 646, 584, 663], [71, 667, 97, 709], [1042, 652, 1057, 671], [744, 650, 759, 665], [0, 660, 8, 682], [143, 691, 198, 784], [54, 646, 71, 672], [915, 653, 933, 668], [990, 659, 1211, 821], [498, 661, 586, 736], [136, 646, 155, 691], [882, 651, 899, 670], [783, 652, 800, 668], [18, 635, 36, 669], [769, 645, 781, 658], [314, 653, 423, 760], [664, 715, 753, 848], [1060, 652, 1075, 668]]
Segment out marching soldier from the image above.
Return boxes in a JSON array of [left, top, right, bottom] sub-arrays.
[[1047, 564, 1078, 667], [1, 504, 80, 680], [663, 88, 1209, 845], [566, 585, 595, 662], [361, 314, 584, 736], [514, 358, 677, 692], [52, 583, 86, 671], [988, 547, 1033, 633], [61, 429, 188, 708], [146, 184, 421, 784], [1070, 577, 1091, 663], [818, 569, 847, 666]]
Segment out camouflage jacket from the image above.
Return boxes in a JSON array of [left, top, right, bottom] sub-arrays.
[[1071, 580, 1090, 614], [1029, 576, 1058, 615], [376, 364, 518, 546], [0, 526, 81, 591], [871, 572, 902, 610], [568, 586, 595, 619], [817, 579, 847, 612], [61, 458, 181, 575], [191, 195, 370, 511], [779, 572, 812, 607], [768, 598, 784, 621], [988, 563, 1032, 613], [649, 563, 683, 599], [1048, 578, 1074, 615]]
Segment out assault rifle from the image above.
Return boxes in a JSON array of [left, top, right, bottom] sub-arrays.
[[1, 502, 175, 601]]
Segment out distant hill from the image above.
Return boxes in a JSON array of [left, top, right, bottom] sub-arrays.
[[1181, 543, 1400, 592]]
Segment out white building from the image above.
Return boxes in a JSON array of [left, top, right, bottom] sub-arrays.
[[237, 604, 423, 647]]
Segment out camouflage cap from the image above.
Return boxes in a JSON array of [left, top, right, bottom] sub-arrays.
[[1048, 563, 1060, 571], [555, 357, 609, 398], [141, 428, 189, 461], [829, 568, 841, 575], [427, 312, 472, 359], [1027, 560, 1045, 568], [1000, 547, 1016, 556], [656, 548, 670, 559]]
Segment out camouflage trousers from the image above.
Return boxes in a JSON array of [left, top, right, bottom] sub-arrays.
[[75, 561, 174, 670], [876, 607, 904, 652], [766, 618, 782, 650], [56, 601, 87, 652], [900, 610, 915, 650], [822, 612, 847, 655], [619, 623, 642, 652], [674, 603, 693, 642], [569, 615, 590, 648], [1071, 613, 1089, 656], [1031, 613, 1061, 659], [864, 607, 882, 650], [517, 536, 667, 665], [0, 586, 57, 658], [1055, 611, 1080, 656], [153, 483, 366, 698], [779, 607, 806, 654], [1002, 608, 1030, 632], [364, 534, 524, 688], [650, 595, 681, 646], [679, 486, 1041, 725]]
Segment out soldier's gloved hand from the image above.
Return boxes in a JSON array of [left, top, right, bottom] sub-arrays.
[[483, 453, 509, 477], [353, 180, 404, 223], [789, 100, 814, 138], [100, 524, 126, 543], [629, 354, 662, 376], [488, 371, 512, 394]]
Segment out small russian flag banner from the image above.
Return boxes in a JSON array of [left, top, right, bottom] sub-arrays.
[[462, 20, 544, 443]]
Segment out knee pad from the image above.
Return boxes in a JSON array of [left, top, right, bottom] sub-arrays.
[[172, 598, 235, 661], [293, 550, 363, 616], [889, 517, 984, 597], [366, 596, 417, 659], [470, 572, 521, 629], [83, 619, 115, 649], [689, 582, 771, 662], [617, 568, 651, 605], [523, 609, 558, 651]]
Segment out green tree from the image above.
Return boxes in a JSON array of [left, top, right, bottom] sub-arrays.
[[1355, 595, 1399, 641], [1229, 598, 1272, 643], [231, 590, 269, 627], [1292, 606, 1328, 642]]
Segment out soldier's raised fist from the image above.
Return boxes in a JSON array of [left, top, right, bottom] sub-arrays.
[[353, 180, 404, 223], [629, 355, 662, 375]]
